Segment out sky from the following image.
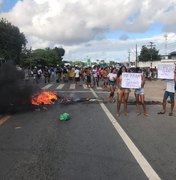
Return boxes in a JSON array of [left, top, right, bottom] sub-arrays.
[[0, 0, 176, 63]]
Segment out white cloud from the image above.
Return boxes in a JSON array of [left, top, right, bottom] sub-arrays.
[[0, 0, 4, 9], [0, 0, 176, 61]]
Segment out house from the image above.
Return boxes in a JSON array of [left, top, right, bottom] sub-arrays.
[[168, 51, 176, 60]]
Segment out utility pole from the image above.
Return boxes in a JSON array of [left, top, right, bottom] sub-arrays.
[[128, 49, 130, 67], [29, 47, 32, 71], [135, 44, 138, 68], [164, 33, 168, 59], [147, 42, 155, 68]]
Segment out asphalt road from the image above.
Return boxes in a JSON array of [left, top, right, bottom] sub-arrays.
[[0, 79, 176, 180]]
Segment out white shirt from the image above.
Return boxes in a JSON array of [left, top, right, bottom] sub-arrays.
[[92, 69, 97, 78], [166, 80, 175, 93], [107, 73, 117, 81], [74, 69, 80, 78]]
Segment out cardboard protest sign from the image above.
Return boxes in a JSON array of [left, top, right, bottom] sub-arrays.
[[157, 64, 175, 79], [121, 73, 141, 88]]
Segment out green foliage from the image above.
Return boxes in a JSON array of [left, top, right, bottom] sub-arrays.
[[0, 18, 65, 67], [23, 47, 65, 68], [0, 18, 27, 64], [109, 61, 116, 66], [138, 45, 161, 62], [70, 61, 86, 66]]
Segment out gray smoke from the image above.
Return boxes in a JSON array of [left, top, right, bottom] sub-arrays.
[[0, 63, 40, 114]]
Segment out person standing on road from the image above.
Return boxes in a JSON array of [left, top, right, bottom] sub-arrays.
[[32, 66, 39, 84], [74, 66, 80, 86], [107, 68, 117, 103], [158, 66, 176, 116], [85, 67, 92, 88], [56, 66, 63, 83], [102, 67, 109, 89], [92, 66, 98, 88], [44, 66, 50, 83], [134, 68, 148, 116], [116, 66, 130, 117]]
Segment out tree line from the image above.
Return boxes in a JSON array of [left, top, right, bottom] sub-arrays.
[[0, 18, 65, 68]]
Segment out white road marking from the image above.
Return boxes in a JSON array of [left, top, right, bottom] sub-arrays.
[[96, 86, 103, 90], [83, 84, 88, 89], [42, 84, 53, 90], [55, 90, 109, 93], [90, 88, 161, 180], [69, 84, 76, 89], [56, 84, 65, 89]]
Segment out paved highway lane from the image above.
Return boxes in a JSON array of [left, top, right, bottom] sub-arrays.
[[0, 80, 175, 179], [102, 95, 176, 180], [0, 92, 148, 180]]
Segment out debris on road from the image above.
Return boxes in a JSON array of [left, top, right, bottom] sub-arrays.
[[59, 112, 71, 121], [58, 97, 105, 104]]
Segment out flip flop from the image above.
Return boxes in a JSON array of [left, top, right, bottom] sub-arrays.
[[169, 112, 173, 116], [157, 112, 165, 114]]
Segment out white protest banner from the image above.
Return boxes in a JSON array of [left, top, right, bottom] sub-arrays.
[[157, 64, 175, 79], [121, 73, 141, 88]]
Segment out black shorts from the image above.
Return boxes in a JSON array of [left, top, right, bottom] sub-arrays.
[[87, 76, 91, 83], [75, 77, 80, 82]]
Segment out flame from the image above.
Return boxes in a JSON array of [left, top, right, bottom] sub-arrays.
[[31, 91, 58, 106]]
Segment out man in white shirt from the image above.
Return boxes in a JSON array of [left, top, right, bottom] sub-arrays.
[[74, 67, 80, 85], [158, 68, 176, 116], [92, 67, 98, 87]]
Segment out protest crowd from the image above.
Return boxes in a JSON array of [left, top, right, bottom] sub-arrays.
[[23, 63, 176, 117]]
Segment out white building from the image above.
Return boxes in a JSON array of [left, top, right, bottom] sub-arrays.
[[137, 51, 176, 68]]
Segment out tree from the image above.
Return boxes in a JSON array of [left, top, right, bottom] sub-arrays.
[[54, 47, 65, 65], [22, 47, 66, 68], [109, 61, 116, 66], [0, 18, 27, 64], [138, 45, 161, 62], [71, 61, 86, 66]]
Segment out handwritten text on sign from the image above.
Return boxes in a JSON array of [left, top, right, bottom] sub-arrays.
[[158, 64, 175, 79], [122, 73, 142, 88]]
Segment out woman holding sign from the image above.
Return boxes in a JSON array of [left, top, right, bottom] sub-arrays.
[[116, 66, 130, 117], [134, 68, 148, 116]]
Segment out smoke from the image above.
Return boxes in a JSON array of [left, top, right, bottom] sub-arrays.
[[0, 63, 40, 114]]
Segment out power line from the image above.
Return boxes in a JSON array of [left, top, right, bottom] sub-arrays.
[[164, 33, 168, 56], [147, 42, 156, 49], [135, 44, 138, 68], [128, 49, 130, 65], [147, 42, 155, 68]]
